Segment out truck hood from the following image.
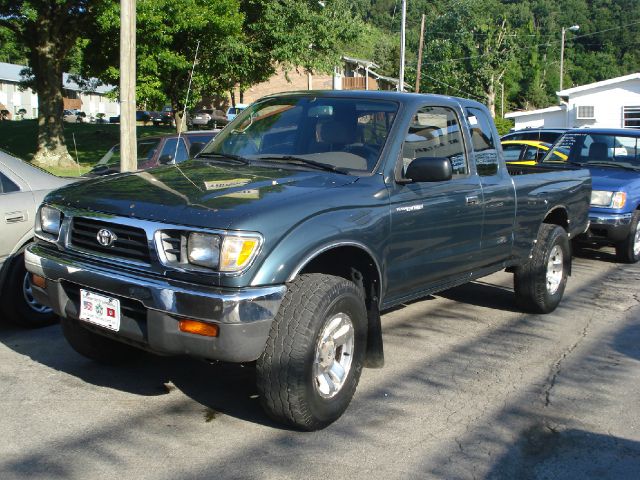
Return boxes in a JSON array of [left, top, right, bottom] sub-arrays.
[[44, 160, 359, 229], [588, 166, 640, 192]]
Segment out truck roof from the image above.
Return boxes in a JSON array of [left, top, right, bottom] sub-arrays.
[[260, 90, 487, 111]]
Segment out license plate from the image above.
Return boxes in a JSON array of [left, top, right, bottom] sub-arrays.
[[79, 289, 121, 331]]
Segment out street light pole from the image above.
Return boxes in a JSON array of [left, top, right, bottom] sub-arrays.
[[560, 25, 579, 92], [398, 0, 406, 92]]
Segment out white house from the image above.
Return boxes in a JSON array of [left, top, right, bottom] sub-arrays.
[[505, 73, 640, 130], [0, 62, 119, 120]]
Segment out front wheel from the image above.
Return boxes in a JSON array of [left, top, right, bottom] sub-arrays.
[[256, 273, 367, 431], [514, 224, 570, 314], [616, 211, 640, 263]]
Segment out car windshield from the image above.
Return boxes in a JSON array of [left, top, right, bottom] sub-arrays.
[[541, 132, 640, 169], [95, 139, 161, 167], [200, 96, 398, 173]]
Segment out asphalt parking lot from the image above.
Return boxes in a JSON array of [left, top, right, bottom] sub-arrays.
[[1, 247, 639, 480]]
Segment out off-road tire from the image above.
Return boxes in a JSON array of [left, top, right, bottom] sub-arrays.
[[1, 250, 58, 328], [61, 317, 142, 364], [615, 210, 640, 263], [514, 224, 570, 314], [256, 273, 367, 431]]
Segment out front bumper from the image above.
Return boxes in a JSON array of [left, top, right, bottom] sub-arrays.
[[583, 212, 633, 243], [25, 244, 286, 362]]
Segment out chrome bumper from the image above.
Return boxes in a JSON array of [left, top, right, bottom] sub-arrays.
[[25, 243, 286, 362], [588, 212, 633, 227]]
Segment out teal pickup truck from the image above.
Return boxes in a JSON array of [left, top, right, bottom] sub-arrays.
[[26, 91, 590, 430]]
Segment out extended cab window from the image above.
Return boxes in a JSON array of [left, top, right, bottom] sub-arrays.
[[160, 138, 189, 163], [0, 171, 20, 193], [402, 106, 467, 177], [466, 107, 498, 176]]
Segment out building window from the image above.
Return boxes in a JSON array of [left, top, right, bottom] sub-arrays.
[[576, 105, 595, 119], [623, 106, 640, 128]]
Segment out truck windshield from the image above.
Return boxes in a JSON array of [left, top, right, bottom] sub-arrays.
[[199, 96, 398, 173], [542, 132, 640, 170]]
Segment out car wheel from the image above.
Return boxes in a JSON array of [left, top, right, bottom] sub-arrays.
[[61, 317, 142, 364], [514, 224, 570, 314], [1, 250, 58, 328], [616, 211, 640, 263], [256, 273, 367, 431]]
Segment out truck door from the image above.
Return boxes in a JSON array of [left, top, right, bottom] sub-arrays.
[[386, 105, 483, 300], [465, 106, 516, 263]]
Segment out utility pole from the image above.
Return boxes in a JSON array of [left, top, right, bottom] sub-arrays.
[[120, 0, 137, 172], [415, 14, 426, 93], [560, 25, 579, 92], [398, 0, 406, 92]]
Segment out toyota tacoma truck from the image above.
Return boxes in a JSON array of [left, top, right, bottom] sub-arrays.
[[25, 91, 591, 430]]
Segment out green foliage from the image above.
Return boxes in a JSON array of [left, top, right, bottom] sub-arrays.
[[346, 0, 640, 114]]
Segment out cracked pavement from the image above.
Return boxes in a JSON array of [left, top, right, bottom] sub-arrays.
[[1, 247, 639, 479]]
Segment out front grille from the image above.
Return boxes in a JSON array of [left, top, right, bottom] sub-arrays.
[[70, 217, 151, 263]]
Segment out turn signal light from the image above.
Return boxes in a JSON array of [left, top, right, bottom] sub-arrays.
[[179, 319, 219, 337], [31, 274, 46, 289]]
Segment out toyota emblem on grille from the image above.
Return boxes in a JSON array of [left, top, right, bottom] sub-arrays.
[[96, 228, 118, 247]]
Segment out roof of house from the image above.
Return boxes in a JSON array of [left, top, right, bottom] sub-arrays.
[[0, 62, 114, 94], [505, 105, 565, 119], [556, 72, 640, 96]]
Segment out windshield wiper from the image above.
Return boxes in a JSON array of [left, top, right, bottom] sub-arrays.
[[196, 152, 251, 164], [585, 161, 640, 171], [255, 155, 348, 174]]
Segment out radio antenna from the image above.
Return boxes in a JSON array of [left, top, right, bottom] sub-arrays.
[[174, 40, 201, 162]]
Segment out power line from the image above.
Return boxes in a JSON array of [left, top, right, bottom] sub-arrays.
[[423, 19, 640, 66], [422, 74, 485, 100]]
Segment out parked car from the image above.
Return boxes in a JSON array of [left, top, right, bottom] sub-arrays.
[[501, 128, 568, 144], [63, 110, 87, 123], [109, 111, 152, 124], [192, 109, 228, 129], [26, 91, 590, 430], [85, 130, 219, 176], [151, 108, 173, 126], [502, 139, 568, 165], [225, 103, 248, 121], [539, 128, 640, 262], [0, 150, 75, 327]]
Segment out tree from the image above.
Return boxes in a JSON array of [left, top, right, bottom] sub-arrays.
[[0, 1, 115, 167]]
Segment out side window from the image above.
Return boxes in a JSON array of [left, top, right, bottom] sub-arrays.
[[160, 138, 189, 163], [466, 107, 499, 176], [0, 172, 20, 194], [402, 106, 468, 177], [502, 144, 524, 162]]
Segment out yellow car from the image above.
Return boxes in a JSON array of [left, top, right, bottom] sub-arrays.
[[501, 140, 568, 165]]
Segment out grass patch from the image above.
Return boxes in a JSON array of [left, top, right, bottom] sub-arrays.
[[0, 120, 174, 176]]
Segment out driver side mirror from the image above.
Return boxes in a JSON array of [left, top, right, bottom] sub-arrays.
[[404, 156, 452, 182], [158, 154, 174, 165]]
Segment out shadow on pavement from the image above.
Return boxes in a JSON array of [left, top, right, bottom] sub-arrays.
[[486, 425, 640, 479], [0, 322, 280, 429], [437, 279, 520, 313], [612, 320, 640, 362]]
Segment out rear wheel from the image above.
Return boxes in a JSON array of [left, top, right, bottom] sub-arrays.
[[61, 317, 142, 364], [256, 273, 367, 431], [514, 224, 570, 314], [616, 211, 640, 263], [1, 250, 57, 328]]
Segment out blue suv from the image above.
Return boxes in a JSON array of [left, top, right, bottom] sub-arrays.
[[541, 128, 640, 262]]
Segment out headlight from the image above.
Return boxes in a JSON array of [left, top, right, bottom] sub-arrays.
[[220, 236, 260, 272], [39, 206, 63, 236], [182, 231, 261, 272], [590, 190, 626, 208], [187, 233, 221, 269]]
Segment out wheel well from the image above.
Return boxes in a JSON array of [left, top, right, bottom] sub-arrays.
[[298, 246, 381, 308], [543, 208, 568, 230]]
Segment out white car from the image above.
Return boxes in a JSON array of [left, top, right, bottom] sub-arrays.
[[0, 150, 75, 327]]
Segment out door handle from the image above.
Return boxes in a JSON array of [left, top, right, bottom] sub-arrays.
[[5, 211, 27, 224], [465, 195, 480, 206]]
